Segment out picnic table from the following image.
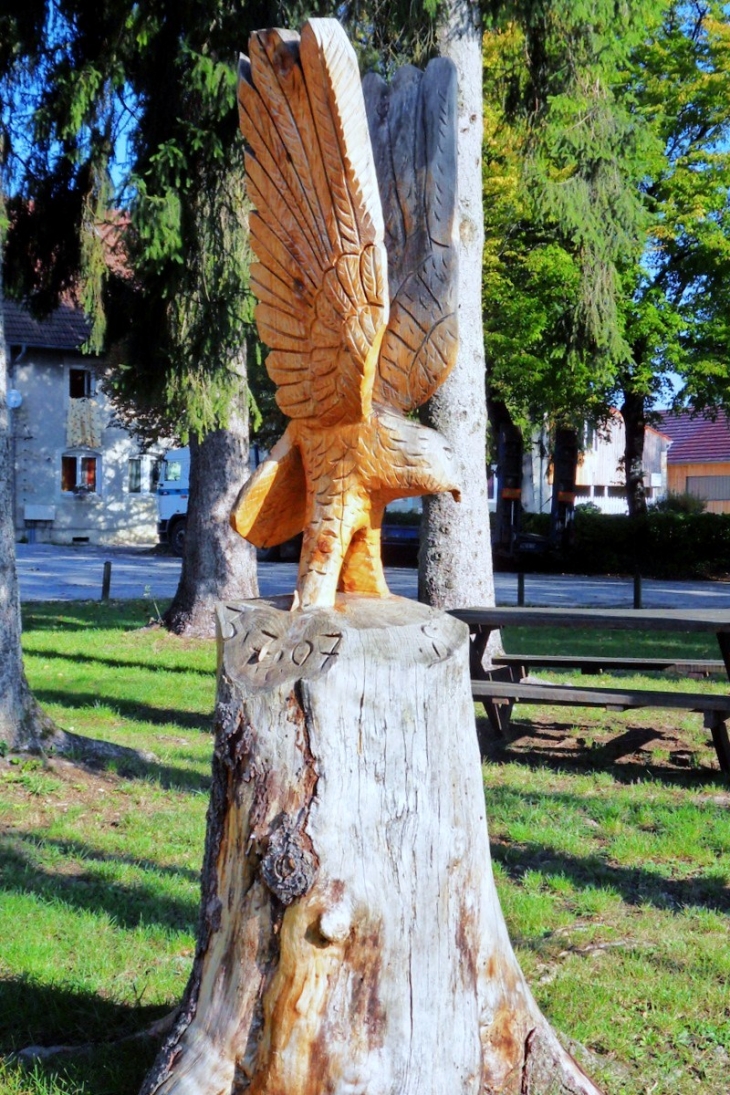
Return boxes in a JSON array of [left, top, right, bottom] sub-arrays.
[[450, 606, 730, 776]]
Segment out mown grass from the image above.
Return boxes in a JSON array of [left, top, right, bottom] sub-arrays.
[[503, 623, 720, 660], [0, 602, 727, 1094]]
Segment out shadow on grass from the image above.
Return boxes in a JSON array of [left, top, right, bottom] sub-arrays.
[[31, 727, 213, 793], [21, 601, 161, 634], [27, 645, 213, 678], [1, 975, 165, 1095], [8, 831, 200, 884], [0, 834, 199, 934], [489, 835, 730, 916], [0, 973, 171, 1051], [478, 715, 726, 788], [53, 739, 213, 794], [35, 688, 212, 733], [109, 760, 210, 794]]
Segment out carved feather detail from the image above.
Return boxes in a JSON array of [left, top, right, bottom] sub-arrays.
[[364, 57, 459, 413], [233, 19, 460, 608], [238, 22, 388, 428]]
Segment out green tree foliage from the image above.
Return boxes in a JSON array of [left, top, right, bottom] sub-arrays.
[[482, 2, 665, 437], [617, 2, 730, 509], [482, 2, 730, 516], [0, 0, 447, 442], [0, 2, 268, 440]]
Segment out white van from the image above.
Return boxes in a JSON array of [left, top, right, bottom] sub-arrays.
[[156, 445, 264, 556], [157, 445, 419, 563]]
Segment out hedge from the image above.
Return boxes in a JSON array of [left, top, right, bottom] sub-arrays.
[[514, 510, 730, 580]]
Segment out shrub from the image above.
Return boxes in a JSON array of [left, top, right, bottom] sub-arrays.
[[504, 509, 730, 579], [568, 510, 730, 578], [652, 491, 707, 515]]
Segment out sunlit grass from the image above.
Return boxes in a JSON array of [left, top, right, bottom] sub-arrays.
[[484, 759, 730, 1093], [0, 602, 727, 1094]]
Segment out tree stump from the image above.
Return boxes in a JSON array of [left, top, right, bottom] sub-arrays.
[[140, 596, 601, 1095]]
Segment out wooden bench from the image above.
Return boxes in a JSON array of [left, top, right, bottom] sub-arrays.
[[493, 654, 724, 677], [471, 677, 730, 775], [450, 606, 730, 776]]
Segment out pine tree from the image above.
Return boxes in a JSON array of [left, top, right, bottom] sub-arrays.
[[0, 1, 275, 635], [482, 1, 666, 498]]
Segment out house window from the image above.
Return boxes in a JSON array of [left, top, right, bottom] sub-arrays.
[[62, 452, 99, 493], [69, 368, 94, 399], [128, 455, 164, 493], [150, 457, 163, 491], [686, 475, 730, 501], [128, 458, 142, 493]]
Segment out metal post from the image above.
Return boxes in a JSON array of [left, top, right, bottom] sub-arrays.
[[517, 571, 525, 607], [101, 560, 112, 602], [633, 570, 642, 610]]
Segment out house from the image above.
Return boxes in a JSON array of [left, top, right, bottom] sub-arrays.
[[4, 298, 164, 545], [520, 412, 670, 516], [573, 413, 670, 513], [660, 410, 730, 514]]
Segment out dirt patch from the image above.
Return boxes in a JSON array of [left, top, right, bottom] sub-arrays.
[[0, 755, 145, 830], [477, 711, 725, 785]]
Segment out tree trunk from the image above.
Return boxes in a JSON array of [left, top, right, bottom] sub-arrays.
[[549, 428, 578, 550], [489, 398, 524, 555], [0, 266, 60, 752], [419, 0, 495, 611], [164, 365, 258, 638], [1, 283, 159, 764], [139, 596, 602, 1095], [621, 390, 648, 518]]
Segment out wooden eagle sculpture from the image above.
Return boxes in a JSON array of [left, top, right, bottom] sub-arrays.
[[232, 18, 460, 609]]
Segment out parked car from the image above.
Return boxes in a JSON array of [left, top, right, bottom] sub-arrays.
[[381, 509, 420, 567]]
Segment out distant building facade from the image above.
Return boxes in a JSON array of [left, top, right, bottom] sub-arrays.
[[4, 299, 163, 545], [520, 412, 670, 516], [660, 410, 730, 514]]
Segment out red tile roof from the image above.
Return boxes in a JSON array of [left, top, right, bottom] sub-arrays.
[[3, 298, 91, 351], [660, 410, 730, 464]]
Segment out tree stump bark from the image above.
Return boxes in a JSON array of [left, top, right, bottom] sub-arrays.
[[140, 597, 602, 1095]]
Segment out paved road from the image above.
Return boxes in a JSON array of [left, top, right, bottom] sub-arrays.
[[14, 542, 730, 609]]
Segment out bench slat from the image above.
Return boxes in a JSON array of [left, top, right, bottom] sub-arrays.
[[493, 654, 724, 675], [452, 606, 730, 634], [471, 679, 730, 713]]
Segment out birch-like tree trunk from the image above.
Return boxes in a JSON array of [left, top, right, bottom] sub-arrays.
[[139, 595, 602, 1095], [0, 264, 60, 752], [164, 357, 258, 638], [2, 275, 157, 762], [419, 0, 495, 611]]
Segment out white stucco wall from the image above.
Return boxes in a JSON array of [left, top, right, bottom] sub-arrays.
[[7, 349, 161, 546]]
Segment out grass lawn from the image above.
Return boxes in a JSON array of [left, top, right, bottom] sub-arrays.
[[0, 602, 728, 1094]]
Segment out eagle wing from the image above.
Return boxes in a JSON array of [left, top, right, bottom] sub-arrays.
[[238, 20, 388, 427], [363, 58, 458, 414], [230, 428, 306, 548]]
